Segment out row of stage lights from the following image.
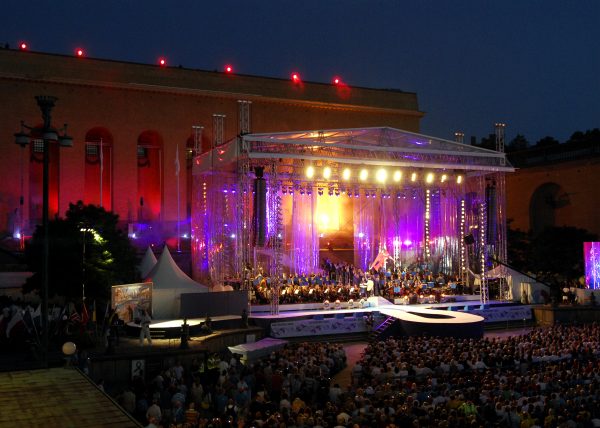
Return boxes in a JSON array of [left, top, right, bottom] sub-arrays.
[[16, 42, 343, 86], [304, 165, 463, 185], [221, 184, 443, 199]]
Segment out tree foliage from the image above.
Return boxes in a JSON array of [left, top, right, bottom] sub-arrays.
[[23, 201, 139, 300], [505, 134, 529, 152], [535, 136, 560, 148], [507, 225, 597, 281]]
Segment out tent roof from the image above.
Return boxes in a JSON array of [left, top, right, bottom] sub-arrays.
[[195, 127, 513, 174], [144, 246, 208, 291], [247, 127, 514, 172], [139, 247, 157, 278]]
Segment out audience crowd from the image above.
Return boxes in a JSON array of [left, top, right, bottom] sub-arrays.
[[107, 323, 600, 428]]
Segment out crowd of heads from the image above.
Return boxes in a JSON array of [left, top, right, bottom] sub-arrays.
[[113, 323, 600, 427], [112, 342, 347, 428]]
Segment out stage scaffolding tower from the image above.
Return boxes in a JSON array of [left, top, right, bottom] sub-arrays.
[[268, 162, 283, 315], [495, 123, 510, 300], [237, 138, 252, 291]]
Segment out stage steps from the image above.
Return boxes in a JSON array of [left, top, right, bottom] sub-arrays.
[[369, 316, 397, 342]]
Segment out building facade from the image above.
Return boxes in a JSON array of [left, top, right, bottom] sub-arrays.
[[0, 49, 423, 248], [506, 140, 600, 237]]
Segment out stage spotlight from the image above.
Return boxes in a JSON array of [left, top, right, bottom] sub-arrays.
[[289, 186, 294, 195], [323, 166, 332, 180], [306, 188, 312, 195], [393, 170, 402, 182], [299, 188, 305, 195], [305, 165, 315, 179], [334, 188, 340, 196], [317, 188, 323, 196], [426, 172, 434, 184], [359, 169, 368, 181], [396, 192, 401, 199], [328, 188, 334, 196], [411, 172, 417, 182], [376, 168, 387, 183], [354, 190, 360, 197], [358, 232, 364, 238], [342, 168, 351, 180], [457, 175, 463, 184], [282, 187, 287, 195], [441, 174, 447, 183]]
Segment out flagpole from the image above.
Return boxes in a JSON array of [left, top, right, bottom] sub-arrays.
[[175, 144, 181, 252]]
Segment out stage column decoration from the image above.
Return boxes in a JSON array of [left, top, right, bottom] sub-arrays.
[[460, 199, 467, 285], [424, 189, 431, 262], [479, 200, 488, 304]]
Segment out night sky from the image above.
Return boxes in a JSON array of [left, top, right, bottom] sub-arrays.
[[3, 1, 599, 144]]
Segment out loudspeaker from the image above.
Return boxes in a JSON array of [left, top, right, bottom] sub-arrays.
[[253, 167, 266, 246], [464, 234, 475, 245]]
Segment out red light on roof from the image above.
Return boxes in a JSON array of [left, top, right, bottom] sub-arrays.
[[291, 73, 301, 83], [224, 64, 233, 73], [159, 57, 166, 66], [20, 42, 28, 51], [333, 76, 342, 85], [76, 48, 84, 57]]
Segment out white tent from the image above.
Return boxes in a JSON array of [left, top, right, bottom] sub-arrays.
[[138, 247, 158, 278], [144, 246, 208, 319], [484, 265, 549, 303]]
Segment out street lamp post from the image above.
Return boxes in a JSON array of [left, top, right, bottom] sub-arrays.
[[14, 96, 73, 367]]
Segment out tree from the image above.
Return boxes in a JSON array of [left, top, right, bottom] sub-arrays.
[[23, 201, 139, 300], [505, 134, 529, 152], [534, 136, 560, 148], [507, 225, 598, 282]]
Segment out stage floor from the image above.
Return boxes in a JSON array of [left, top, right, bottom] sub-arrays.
[[248, 298, 510, 320]]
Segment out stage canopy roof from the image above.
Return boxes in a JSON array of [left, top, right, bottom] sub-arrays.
[[194, 127, 514, 174]]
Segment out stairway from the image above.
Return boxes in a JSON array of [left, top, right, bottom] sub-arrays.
[[368, 316, 397, 342]]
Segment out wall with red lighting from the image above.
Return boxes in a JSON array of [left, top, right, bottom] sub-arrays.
[[0, 49, 423, 243]]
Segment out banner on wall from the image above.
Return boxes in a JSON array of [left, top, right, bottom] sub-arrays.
[[111, 282, 153, 322]]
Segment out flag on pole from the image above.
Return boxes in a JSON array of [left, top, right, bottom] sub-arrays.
[[81, 302, 90, 325], [174, 144, 180, 176]]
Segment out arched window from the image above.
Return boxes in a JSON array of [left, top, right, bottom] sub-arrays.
[[137, 131, 163, 222], [529, 182, 565, 235], [84, 127, 113, 210]]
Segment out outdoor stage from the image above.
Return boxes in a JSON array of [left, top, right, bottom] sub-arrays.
[[249, 296, 532, 340]]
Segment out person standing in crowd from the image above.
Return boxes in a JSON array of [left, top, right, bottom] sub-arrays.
[[139, 309, 152, 346]]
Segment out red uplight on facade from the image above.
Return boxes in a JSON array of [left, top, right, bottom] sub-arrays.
[[159, 58, 166, 66], [291, 73, 301, 83], [20, 42, 28, 51], [76, 48, 84, 57], [224, 64, 233, 74]]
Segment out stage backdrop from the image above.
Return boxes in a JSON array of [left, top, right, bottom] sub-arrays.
[[180, 291, 248, 318]]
